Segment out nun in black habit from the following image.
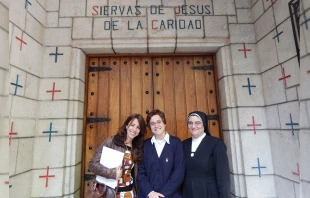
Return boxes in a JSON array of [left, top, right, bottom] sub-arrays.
[[182, 111, 230, 198]]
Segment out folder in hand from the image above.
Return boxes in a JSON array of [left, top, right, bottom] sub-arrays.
[[96, 146, 124, 189]]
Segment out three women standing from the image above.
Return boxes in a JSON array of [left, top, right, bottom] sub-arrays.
[[88, 110, 230, 198]]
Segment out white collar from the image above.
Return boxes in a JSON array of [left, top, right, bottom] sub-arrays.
[[151, 132, 170, 144], [192, 133, 206, 141]]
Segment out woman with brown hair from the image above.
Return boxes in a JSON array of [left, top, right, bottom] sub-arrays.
[[88, 114, 147, 198], [138, 109, 185, 198]]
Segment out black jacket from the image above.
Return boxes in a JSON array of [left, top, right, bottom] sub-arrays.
[[182, 135, 230, 198]]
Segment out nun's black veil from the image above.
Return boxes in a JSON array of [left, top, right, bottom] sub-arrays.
[[187, 111, 211, 136]]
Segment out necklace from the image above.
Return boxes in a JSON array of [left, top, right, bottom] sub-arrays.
[[124, 140, 132, 146], [124, 144, 131, 150]]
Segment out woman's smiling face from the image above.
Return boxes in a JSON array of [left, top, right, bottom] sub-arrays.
[[149, 115, 166, 137], [126, 118, 140, 141], [187, 115, 204, 138]]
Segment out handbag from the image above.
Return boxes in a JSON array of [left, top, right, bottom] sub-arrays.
[[86, 179, 107, 198]]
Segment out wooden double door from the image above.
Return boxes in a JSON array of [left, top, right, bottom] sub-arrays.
[[82, 55, 220, 196]]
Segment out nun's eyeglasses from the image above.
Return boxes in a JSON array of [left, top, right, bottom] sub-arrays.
[[187, 121, 202, 126]]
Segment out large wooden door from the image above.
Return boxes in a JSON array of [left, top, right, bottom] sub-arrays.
[[82, 55, 220, 196]]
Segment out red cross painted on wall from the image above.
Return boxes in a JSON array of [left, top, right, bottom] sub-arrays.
[[9, 122, 18, 146], [15, 32, 27, 51], [46, 82, 61, 101], [247, 116, 262, 134], [278, 67, 291, 88], [292, 163, 300, 180], [238, 43, 252, 58], [4, 181, 12, 188], [266, 0, 276, 5], [39, 166, 55, 187]]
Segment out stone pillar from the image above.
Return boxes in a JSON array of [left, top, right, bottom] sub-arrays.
[[300, 0, 310, 197], [0, 0, 9, 197]]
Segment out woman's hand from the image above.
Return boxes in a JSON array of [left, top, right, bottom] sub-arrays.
[[116, 164, 122, 180], [148, 191, 165, 198]]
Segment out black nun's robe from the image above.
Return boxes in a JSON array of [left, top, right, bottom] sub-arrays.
[[182, 111, 230, 198]]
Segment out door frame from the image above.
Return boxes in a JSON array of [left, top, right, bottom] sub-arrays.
[[80, 53, 222, 197]]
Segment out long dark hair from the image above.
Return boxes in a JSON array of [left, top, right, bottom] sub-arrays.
[[117, 114, 146, 163]]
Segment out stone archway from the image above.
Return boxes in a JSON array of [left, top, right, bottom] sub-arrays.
[[74, 41, 245, 197]]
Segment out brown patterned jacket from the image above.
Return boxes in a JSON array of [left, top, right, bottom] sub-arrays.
[[88, 135, 138, 198]]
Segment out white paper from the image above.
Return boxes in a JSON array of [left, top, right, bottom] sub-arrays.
[[96, 146, 124, 189]]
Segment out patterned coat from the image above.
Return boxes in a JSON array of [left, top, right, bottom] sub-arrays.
[[88, 135, 138, 198]]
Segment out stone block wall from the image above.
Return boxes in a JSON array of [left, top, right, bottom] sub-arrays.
[[256, 0, 300, 197], [4, 0, 308, 197], [0, 0, 9, 197], [9, 0, 45, 196], [254, 0, 301, 197], [300, 0, 310, 197], [8, 0, 85, 197], [216, 0, 304, 197]]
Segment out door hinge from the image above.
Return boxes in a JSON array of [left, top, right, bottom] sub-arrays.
[[84, 174, 95, 181], [86, 118, 111, 123], [191, 66, 214, 70], [208, 115, 219, 120], [89, 67, 112, 72]]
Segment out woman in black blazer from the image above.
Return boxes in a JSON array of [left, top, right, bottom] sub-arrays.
[[182, 111, 230, 198]]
